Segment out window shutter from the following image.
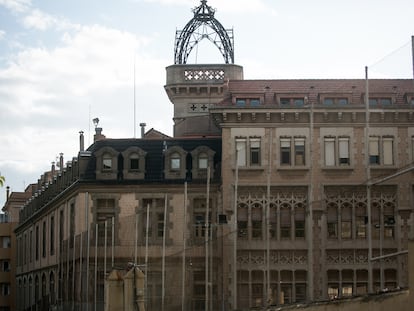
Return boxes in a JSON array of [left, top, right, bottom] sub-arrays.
[[236, 139, 247, 166], [324, 138, 335, 166], [369, 137, 379, 156], [339, 138, 349, 159], [383, 138, 393, 165]]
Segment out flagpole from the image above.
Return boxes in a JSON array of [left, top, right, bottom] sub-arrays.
[[233, 148, 239, 310], [162, 194, 168, 311], [182, 182, 188, 311], [365, 66, 373, 294], [205, 166, 210, 311]]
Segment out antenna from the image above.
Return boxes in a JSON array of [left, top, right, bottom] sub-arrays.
[[134, 54, 136, 138]]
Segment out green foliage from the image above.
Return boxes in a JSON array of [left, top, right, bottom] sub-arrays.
[[0, 175, 5, 187]]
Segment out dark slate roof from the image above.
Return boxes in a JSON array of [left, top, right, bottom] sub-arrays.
[[83, 137, 222, 183]]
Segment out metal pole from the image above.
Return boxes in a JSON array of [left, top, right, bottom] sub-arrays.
[[72, 228, 76, 310], [182, 182, 188, 311], [145, 203, 150, 311], [266, 129, 272, 306], [233, 148, 240, 310], [104, 220, 107, 285], [412, 36, 414, 79], [380, 203, 384, 290], [162, 194, 168, 311], [365, 66, 373, 294], [308, 100, 314, 301], [79, 231, 83, 310], [94, 223, 98, 311], [86, 192, 90, 311], [205, 167, 210, 311], [111, 217, 115, 268], [135, 212, 138, 264]]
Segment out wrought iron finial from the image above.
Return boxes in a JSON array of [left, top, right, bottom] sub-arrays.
[[174, 0, 234, 64]]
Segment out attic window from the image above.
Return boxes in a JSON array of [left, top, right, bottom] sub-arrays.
[[236, 99, 246, 107], [130, 153, 139, 170], [102, 154, 112, 170], [198, 152, 208, 169], [170, 152, 181, 170]]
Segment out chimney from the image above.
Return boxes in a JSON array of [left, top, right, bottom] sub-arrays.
[[79, 131, 85, 151], [59, 153, 64, 171], [51, 162, 56, 175], [140, 123, 146, 138], [6, 186, 10, 200], [94, 127, 106, 142]]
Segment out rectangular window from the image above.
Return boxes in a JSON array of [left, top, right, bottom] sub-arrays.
[[130, 154, 140, 170], [325, 137, 351, 166], [280, 139, 291, 165], [35, 226, 39, 260], [295, 221, 305, 238], [294, 99, 304, 106], [280, 98, 290, 107], [324, 98, 334, 106], [236, 139, 247, 167], [338, 98, 348, 105], [324, 138, 335, 166], [250, 99, 261, 106], [29, 230, 33, 262], [236, 99, 246, 107], [383, 137, 394, 165], [50, 216, 55, 255], [280, 208, 291, 239], [42, 221, 46, 258], [369, 136, 394, 166], [341, 221, 352, 239], [250, 139, 261, 165], [59, 210, 64, 253], [96, 198, 116, 246], [327, 207, 338, 238], [338, 138, 350, 165], [238, 221, 248, 238], [170, 153, 181, 170], [369, 137, 380, 164], [294, 138, 305, 165], [103, 156, 112, 170], [356, 217, 366, 238], [251, 221, 262, 239], [157, 213, 164, 238], [194, 214, 205, 238]]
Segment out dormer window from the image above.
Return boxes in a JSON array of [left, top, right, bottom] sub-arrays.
[[122, 147, 147, 180], [170, 152, 181, 170], [95, 147, 119, 180], [164, 146, 187, 179], [191, 146, 216, 179]]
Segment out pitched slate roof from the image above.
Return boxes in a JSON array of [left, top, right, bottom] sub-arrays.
[[84, 137, 222, 183]]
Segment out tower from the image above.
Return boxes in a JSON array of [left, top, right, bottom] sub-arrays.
[[165, 0, 244, 137]]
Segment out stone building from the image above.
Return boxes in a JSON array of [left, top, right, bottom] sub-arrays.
[[8, 1, 414, 310]]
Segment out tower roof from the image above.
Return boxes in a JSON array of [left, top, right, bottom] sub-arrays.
[[174, 0, 234, 64]]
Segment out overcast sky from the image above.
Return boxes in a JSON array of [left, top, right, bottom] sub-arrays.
[[1, 0, 414, 209]]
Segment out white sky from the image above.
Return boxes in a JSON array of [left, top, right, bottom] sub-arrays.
[[0, 0, 413, 208]]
